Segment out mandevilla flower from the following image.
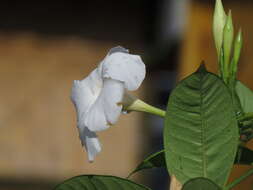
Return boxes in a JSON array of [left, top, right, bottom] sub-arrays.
[[71, 46, 146, 162]]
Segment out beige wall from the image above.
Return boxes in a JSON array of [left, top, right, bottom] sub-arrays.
[[0, 33, 145, 185]]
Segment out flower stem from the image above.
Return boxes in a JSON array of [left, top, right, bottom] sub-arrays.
[[122, 94, 166, 118], [224, 168, 253, 190], [126, 99, 166, 117], [125, 99, 166, 118]]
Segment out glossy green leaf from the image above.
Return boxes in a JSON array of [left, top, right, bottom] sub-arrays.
[[182, 177, 221, 190], [128, 150, 165, 178], [127, 145, 253, 177], [235, 81, 253, 142], [164, 64, 239, 187], [54, 175, 151, 190], [235, 80, 253, 113]]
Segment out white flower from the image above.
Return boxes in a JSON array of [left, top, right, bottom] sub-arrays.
[[71, 46, 146, 161]]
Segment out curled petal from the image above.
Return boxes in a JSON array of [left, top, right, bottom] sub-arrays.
[[79, 127, 101, 162], [71, 69, 102, 131], [97, 46, 129, 75], [84, 79, 124, 132], [102, 52, 146, 91]]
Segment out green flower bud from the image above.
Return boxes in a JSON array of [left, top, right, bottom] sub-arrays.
[[233, 29, 243, 72], [213, 0, 227, 58], [223, 10, 234, 82]]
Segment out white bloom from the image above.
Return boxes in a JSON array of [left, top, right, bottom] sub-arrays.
[[71, 46, 145, 161]]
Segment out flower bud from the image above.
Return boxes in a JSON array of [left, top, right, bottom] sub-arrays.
[[213, 0, 227, 58], [232, 29, 243, 77], [223, 10, 234, 81]]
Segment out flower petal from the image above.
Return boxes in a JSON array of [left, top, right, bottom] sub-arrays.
[[102, 79, 124, 125], [108, 46, 129, 55], [79, 127, 101, 162], [102, 52, 146, 91], [97, 46, 129, 75], [84, 79, 124, 132], [71, 68, 102, 132]]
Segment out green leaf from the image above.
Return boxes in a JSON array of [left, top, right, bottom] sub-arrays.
[[235, 81, 253, 141], [127, 146, 253, 178], [54, 175, 151, 190], [182, 177, 221, 190], [235, 80, 253, 113], [164, 64, 239, 187], [235, 146, 253, 165], [128, 150, 165, 178], [126, 145, 253, 179]]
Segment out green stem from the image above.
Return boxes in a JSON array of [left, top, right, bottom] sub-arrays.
[[238, 112, 253, 122], [126, 99, 166, 118], [225, 168, 253, 190]]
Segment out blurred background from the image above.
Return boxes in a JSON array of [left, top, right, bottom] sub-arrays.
[[0, 0, 252, 190]]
